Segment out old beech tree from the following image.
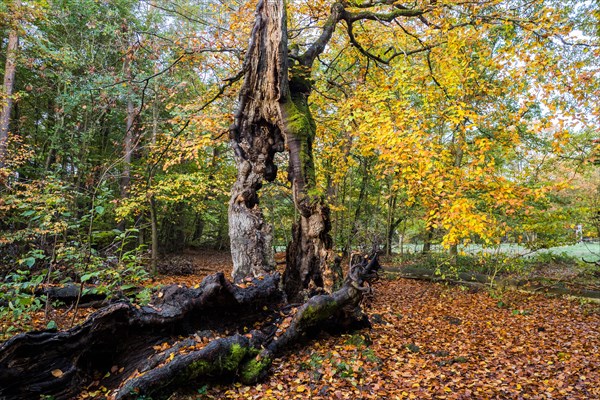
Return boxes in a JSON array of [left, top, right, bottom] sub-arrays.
[[229, 0, 429, 301], [228, 0, 594, 301], [0, 0, 595, 399]]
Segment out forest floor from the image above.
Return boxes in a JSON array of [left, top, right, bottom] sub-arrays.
[[3, 250, 600, 399], [192, 279, 600, 400], [167, 251, 600, 400]]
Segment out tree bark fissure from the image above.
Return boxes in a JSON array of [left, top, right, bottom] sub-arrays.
[[228, 0, 288, 281]]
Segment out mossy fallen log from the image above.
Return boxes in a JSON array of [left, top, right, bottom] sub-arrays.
[[114, 254, 380, 399], [0, 255, 381, 400], [0, 272, 281, 400]]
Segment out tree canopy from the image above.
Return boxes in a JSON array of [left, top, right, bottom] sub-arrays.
[[0, 0, 598, 316]]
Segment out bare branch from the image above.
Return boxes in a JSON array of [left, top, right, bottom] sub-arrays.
[[347, 20, 436, 65], [300, 2, 346, 67], [345, 6, 424, 23], [299, 2, 426, 68], [426, 51, 449, 98], [343, 0, 397, 8], [346, 21, 388, 64]]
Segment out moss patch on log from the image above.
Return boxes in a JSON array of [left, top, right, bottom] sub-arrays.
[[239, 354, 272, 384], [300, 297, 339, 326], [184, 341, 255, 381]]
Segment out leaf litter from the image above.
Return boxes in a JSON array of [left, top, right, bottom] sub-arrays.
[[3, 251, 599, 399]]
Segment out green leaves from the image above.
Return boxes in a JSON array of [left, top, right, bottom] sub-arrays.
[[80, 272, 96, 283], [22, 257, 36, 268], [18, 249, 46, 269]]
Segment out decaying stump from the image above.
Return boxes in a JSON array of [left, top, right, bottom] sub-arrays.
[[0, 255, 381, 400], [228, 0, 344, 299]]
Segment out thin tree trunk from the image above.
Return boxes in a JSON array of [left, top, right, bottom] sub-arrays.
[[42, 99, 55, 169], [120, 42, 137, 201], [216, 212, 227, 250], [385, 188, 396, 256], [337, 176, 348, 253], [149, 196, 158, 275], [387, 217, 402, 256], [448, 128, 464, 261], [422, 225, 434, 254], [121, 90, 135, 198], [118, 46, 137, 232], [449, 243, 458, 262], [151, 68, 159, 146], [399, 218, 407, 258], [345, 158, 369, 254], [0, 8, 20, 167], [192, 215, 205, 242]]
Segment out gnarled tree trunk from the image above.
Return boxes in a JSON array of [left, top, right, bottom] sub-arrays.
[[229, 0, 344, 299], [281, 71, 342, 301], [230, 0, 426, 297], [272, 0, 425, 299], [228, 0, 287, 281]]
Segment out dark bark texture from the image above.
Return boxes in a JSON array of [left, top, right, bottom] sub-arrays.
[[0, 272, 281, 400], [0, 256, 381, 400], [228, 0, 288, 281]]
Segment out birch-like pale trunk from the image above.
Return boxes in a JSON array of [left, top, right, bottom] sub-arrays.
[[0, 6, 20, 167]]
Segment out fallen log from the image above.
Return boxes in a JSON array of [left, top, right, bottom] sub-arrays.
[[384, 266, 600, 301], [384, 266, 493, 285], [0, 283, 136, 309], [0, 272, 281, 399], [0, 255, 381, 400]]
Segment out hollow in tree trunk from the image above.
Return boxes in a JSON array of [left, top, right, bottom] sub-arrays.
[[228, 0, 287, 281], [229, 0, 346, 296]]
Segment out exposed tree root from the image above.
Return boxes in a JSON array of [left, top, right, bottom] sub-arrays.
[[0, 256, 381, 400]]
